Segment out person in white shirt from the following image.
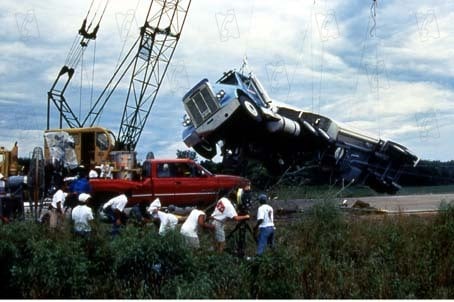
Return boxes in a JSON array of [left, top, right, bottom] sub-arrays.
[[71, 193, 94, 236], [180, 208, 214, 248], [210, 189, 250, 253], [0, 173, 7, 224], [254, 193, 275, 255], [102, 193, 129, 235], [50, 183, 68, 230], [0, 173, 6, 197], [147, 198, 179, 236]]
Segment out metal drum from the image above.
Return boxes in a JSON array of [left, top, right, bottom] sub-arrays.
[[109, 151, 137, 179]]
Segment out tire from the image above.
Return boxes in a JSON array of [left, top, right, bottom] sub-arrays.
[[194, 140, 217, 159], [239, 95, 262, 122]]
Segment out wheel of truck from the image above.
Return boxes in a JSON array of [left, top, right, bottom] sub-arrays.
[[239, 95, 262, 123], [194, 140, 217, 159]]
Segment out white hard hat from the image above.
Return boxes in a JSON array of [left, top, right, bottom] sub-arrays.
[[78, 193, 92, 203], [0, 173, 4, 180]]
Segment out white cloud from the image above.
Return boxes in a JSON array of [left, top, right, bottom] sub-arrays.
[[1, 0, 454, 162]]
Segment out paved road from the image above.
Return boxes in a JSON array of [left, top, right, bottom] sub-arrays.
[[271, 193, 454, 214], [342, 193, 454, 213]]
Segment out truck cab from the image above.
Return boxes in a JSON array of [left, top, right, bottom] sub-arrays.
[[181, 67, 419, 194], [44, 127, 116, 168]]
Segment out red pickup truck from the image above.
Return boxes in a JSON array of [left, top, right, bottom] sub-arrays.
[[89, 158, 250, 207]]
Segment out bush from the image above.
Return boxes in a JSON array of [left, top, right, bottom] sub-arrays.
[[1, 201, 454, 299], [10, 237, 89, 298], [247, 248, 300, 299], [106, 226, 195, 298], [0, 221, 46, 297]]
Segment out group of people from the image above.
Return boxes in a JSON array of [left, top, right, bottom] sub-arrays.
[[46, 169, 276, 255], [180, 189, 276, 256], [47, 176, 95, 237], [45, 166, 95, 235]]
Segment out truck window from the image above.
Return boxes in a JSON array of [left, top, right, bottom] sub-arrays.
[[96, 132, 109, 151], [175, 163, 192, 177], [217, 72, 238, 85], [157, 163, 172, 178], [193, 164, 205, 177]]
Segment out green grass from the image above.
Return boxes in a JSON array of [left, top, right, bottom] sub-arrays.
[[1, 199, 454, 299], [397, 184, 454, 195]]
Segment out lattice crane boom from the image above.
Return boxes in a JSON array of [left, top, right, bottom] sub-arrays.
[[47, 0, 192, 154], [116, 0, 192, 150], [46, 0, 108, 130]]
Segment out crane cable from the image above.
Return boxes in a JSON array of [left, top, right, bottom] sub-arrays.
[[370, 0, 381, 139], [63, 0, 96, 65], [68, 0, 109, 121], [93, 0, 141, 127], [64, 0, 109, 68], [370, 0, 378, 37], [65, 0, 96, 66]]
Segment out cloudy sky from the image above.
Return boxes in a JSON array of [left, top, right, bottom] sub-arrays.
[[1, 0, 453, 163]]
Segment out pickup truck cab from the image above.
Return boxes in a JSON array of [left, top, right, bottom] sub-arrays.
[[90, 158, 250, 207]]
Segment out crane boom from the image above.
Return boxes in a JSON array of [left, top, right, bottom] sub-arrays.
[[46, 0, 109, 130], [116, 0, 192, 150], [78, 0, 191, 151], [45, 0, 192, 169]]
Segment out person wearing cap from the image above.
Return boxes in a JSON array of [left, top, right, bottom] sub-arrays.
[[147, 198, 179, 236], [254, 193, 275, 255], [49, 182, 68, 230], [102, 193, 129, 235], [88, 169, 99, 179], [210, 189, 250, 253], [68, 168, 92, 209], [0, 173, 7, 223], [180, 207, 214, 249], [71, 193, 94, 237]]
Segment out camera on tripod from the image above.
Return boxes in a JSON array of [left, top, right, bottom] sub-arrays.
[[235, 186, 252, 215]]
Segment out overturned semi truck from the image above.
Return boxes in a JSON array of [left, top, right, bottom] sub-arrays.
[[181, 68, 419, 194]]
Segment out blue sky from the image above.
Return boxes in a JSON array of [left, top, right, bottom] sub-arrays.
[[1, 0, 453, 163]]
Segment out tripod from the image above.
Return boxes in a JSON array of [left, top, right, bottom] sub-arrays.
[[227, 219, 255, 258]]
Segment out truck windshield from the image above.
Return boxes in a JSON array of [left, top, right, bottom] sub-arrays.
[[239, 74, 269, 108], [217, 71, 238, 85]]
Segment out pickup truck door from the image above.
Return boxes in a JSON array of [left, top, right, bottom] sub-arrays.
[[172, 162, 218, 205], [151, 162, 177, 204]]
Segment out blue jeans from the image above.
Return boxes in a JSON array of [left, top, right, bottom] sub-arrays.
[[257, 226, 274, 255]]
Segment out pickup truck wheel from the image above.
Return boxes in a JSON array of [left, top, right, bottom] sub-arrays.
[[194, 140, 217, 159], [239, 96, 262, 122]]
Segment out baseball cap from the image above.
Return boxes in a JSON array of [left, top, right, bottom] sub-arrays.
[[258, 193, 268, 204], [78, 193, 91, 203]]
